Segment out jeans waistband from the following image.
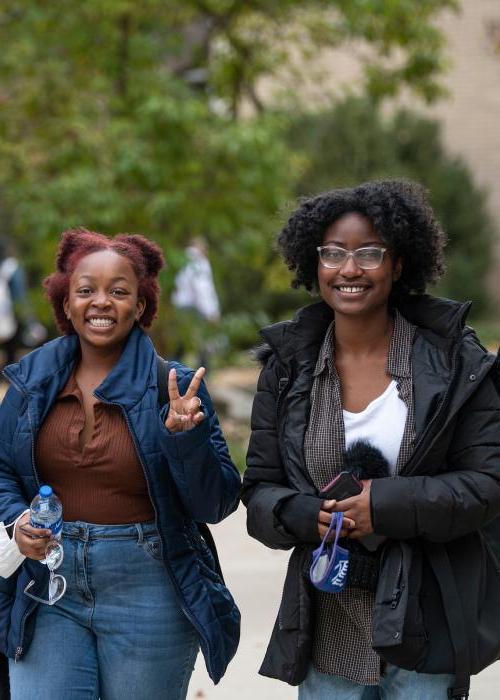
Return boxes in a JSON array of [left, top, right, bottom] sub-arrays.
[[62, 521, 158, 542]]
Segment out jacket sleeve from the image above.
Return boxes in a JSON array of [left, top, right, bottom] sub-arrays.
[[157, 376, 240, 524], [241, 356, 322, 550], [371, 372, 500, 542], [0, 386, 31, 525]]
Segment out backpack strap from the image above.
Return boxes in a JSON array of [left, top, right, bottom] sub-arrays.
[[156, 354, 225, 583], [424, 542, 470, 700], [156, 353, 169, 408]]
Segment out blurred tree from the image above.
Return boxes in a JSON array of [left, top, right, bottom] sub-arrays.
[[285, 97, 495, 313], [0, 0, 457, 349]]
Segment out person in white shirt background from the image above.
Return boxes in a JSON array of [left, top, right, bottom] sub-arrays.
[[171, 237, 221, 371]]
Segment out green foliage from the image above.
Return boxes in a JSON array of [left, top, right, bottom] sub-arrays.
[[0, 0, 459, 349], [0, 2, 295, 346], [287, 97, 495, 313]]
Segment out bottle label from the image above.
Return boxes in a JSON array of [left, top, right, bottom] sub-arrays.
[[30, 517, 63, 538]]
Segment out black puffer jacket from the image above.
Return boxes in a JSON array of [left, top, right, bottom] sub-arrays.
[[242, 295, 500, 697]]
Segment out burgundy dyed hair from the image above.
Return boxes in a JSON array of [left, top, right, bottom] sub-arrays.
[[44, 228, 165, 334]]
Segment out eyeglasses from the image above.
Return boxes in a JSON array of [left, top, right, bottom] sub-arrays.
[[24, 540, 66, 606], [317, 245, 387, 270]]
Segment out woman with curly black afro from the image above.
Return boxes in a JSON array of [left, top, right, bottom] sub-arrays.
[[243, 179, 500, 700], [278, 179, 446, 298]]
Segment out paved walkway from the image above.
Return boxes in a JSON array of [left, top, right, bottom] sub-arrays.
[[188, 506, 500, 700]]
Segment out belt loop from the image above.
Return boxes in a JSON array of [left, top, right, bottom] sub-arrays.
[[78, 522, 89, 542], [135, 523, 144, 543]]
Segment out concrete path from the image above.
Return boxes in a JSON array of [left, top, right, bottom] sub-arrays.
[[188, 506, 499, 700]]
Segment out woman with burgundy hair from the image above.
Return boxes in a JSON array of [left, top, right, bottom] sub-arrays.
[[0, 228, 240, 700]]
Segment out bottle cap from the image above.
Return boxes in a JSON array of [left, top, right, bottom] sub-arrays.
[[39, 485, 53, 498]]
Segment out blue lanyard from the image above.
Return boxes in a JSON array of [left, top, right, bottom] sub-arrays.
[[310, 512, 350, 593]]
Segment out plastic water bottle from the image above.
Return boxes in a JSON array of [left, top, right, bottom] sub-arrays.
[[30, 485, 63, 540]]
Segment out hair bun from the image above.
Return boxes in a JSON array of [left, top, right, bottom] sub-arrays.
[[115, 234, 165, 277], [56, 228, 95, 272]]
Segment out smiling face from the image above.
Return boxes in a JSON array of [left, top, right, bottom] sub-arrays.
[[63, 249, 146, 353], [318, 212, 401, 319]]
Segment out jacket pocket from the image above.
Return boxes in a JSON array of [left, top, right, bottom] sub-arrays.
[[184, 521, 240, 630], [480, 521, 500, 578], [472, 525, 500, 673], [277, 547, 306, 630], [372, 541, 428, 671]]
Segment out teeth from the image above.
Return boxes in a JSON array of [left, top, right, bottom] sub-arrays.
[[338, 286, 365, 293], [88, 318, 114, 327]]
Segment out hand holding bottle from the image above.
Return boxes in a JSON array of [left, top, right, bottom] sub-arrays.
[[15, 513, 51, 560], [15, 485, 63, 561]]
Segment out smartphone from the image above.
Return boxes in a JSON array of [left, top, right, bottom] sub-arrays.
[[319, 471, 362, 500]]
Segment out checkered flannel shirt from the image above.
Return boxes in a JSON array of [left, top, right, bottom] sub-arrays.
[[303, 310, 416, 685]]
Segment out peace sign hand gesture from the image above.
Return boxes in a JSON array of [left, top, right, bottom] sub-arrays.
[[165, 367, 206, 433]]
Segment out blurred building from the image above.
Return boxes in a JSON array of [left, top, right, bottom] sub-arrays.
[[427, 0, 500, 297], [259, 0, 500, 299]]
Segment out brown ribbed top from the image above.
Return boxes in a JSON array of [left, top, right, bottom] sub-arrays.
[[35, 372, 155, 524]]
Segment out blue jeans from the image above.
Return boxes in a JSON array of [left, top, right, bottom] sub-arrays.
[[9, 521, 198, 700], [299, 664, 455, 700]]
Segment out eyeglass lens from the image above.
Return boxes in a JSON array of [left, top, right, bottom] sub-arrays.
[[48, 573, 66, 604], [319, 247, 385, 269], [23, 539, 67, 605]]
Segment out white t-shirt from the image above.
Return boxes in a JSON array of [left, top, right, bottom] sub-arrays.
[[343, 380, 407, 475]]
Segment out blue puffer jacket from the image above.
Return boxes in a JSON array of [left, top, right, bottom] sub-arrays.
[[0, 326, 241, 683]]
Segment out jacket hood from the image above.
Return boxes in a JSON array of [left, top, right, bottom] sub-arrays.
[[4, 325, 156, 411], [258, 295, 474, 365]]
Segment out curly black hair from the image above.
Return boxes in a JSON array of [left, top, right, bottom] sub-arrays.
[[277, 179, 446, 298]]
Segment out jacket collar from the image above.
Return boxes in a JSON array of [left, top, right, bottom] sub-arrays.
[[4, 325, 156, 411], [396, 294, 471, 343], [260, 295, 472, 366], [260, 301, 332, 366]]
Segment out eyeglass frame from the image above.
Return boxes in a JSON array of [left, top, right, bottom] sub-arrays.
[[316, 245, 387, 270], [23, 541, 67, 606]]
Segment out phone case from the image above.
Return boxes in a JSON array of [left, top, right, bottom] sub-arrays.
[[319, 471, 362, 500]]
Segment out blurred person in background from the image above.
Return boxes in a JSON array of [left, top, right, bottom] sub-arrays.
[[243, 180, 500, 700], [0, 237, 47, 370], [171, 237, 221, 370], [0, 228, 240, 700]]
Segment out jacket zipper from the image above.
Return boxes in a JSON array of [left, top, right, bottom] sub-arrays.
[[390, 558, 404, 609], [112, 402, 214, 678], [276, 377, 290, 418]]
